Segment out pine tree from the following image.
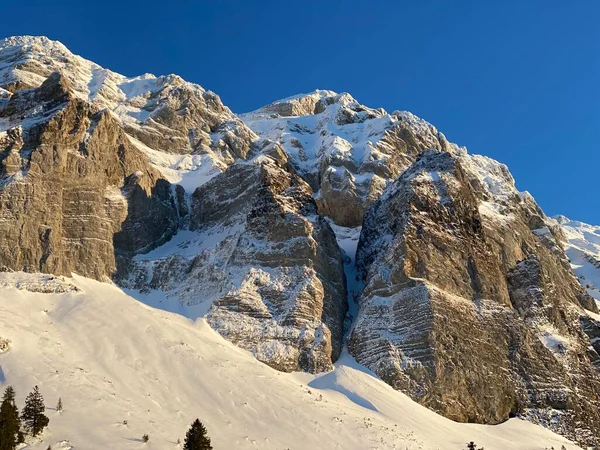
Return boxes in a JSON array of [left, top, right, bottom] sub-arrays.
[[56, 397, 62, 413], [0, 386, 21, 450], [21, 386, 49, 437], [183, 419, 212, 450]]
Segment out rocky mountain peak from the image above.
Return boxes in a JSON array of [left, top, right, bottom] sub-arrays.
[[243, 91, 454, 226], [0, 35, 259, 194], [244, 89, 344, 119]]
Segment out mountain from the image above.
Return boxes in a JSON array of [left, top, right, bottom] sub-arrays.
[[1, 36, 599, 448], [241, 89, 453, 228], [348, 150, 600, 444]]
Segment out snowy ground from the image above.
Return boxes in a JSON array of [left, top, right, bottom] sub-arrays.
[[0, 272, 579, 450]]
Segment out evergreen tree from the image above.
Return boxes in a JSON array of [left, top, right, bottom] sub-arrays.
[[56, 398, 62, 413], [21, 386, 49, 437], [0, 386, 21, 450], [183, 419, 212, 450], [465, 443, 483, 450]]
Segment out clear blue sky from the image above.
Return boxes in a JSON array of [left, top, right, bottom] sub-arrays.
[[4, 1, 600, 223]]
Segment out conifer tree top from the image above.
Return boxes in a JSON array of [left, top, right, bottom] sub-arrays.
[[184, 418, 212, 450]]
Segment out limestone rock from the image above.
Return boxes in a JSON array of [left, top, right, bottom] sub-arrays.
[[0, 36, 257, 181], [3, 35, 600, 447], [0, 71, 182, 279], [348, 149, 600, 446], [121, 157, 348, 372], [243, 92, 454, 227]]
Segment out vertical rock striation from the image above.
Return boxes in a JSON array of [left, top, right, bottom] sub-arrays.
[[0, 72, 182, 279]]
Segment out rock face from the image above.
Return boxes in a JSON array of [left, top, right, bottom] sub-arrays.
[[0, 71, 182, 279], [348, 149, 600, 446], [0, 36, 257, 186], [0, 36, 258, 280], [121, 155, 347, 372], [242, 91, 454, 227], [197, 158, 347, 372]]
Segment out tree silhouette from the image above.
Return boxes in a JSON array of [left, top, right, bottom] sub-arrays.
[[21, 386, 49, 437], [184, 419, 212, 450], [0, 386, 21, 450]]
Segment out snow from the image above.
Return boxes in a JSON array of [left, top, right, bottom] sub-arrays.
[[464, 154, 516, 200], [0, 272, 579, 450], [240, 91, 397, 178], [136, 224, 243, 262], [478, 201, 513, 224], [327, 221, 363, 336], [0, 36, 590, 448], [268, 89, 338, 104], [0, 36, 205, 126], [0, 36, 258, 197], [126, 135, 224, 192], [538, 325, 574, 362], [554, 215, 600, 303]]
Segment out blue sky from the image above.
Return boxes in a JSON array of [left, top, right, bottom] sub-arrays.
[[4, 1, 599, 223]]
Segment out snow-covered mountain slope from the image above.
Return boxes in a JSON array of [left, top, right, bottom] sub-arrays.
[[0, 35, 255, 189], [242, 90, 454, 227], [555, 215, 600, 303], [0, 272, 579, 450], [119, 155, 349, 373]]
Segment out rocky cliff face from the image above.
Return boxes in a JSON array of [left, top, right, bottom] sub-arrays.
[[242, 90, 454, 227], [2, 35, 600, 447], [0, 71, 183, 279], [119, 154, 347, 372], [0, 36, 257, 188], [348, 149, 600, 446], [0, 36, 262, 280]]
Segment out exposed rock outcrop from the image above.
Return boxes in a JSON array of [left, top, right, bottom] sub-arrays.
[[243, 91, 454, 227], [2, 35, 600, 447], [0, 71, 182, 279], [120, 156, 347, 372], [348, 149, 600, 446], [0, 36, 257, 182]]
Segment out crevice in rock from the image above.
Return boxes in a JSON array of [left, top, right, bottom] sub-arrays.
[[326, 220, 365, 344]]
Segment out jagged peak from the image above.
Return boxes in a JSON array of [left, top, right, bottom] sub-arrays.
[[0, 35, 209, 102], [0, 35, 71, 54], [38, 71, 73, 99], [552, 214, 570, 224], [243, 89, 362, 119], [272, 89, 340, 103]]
